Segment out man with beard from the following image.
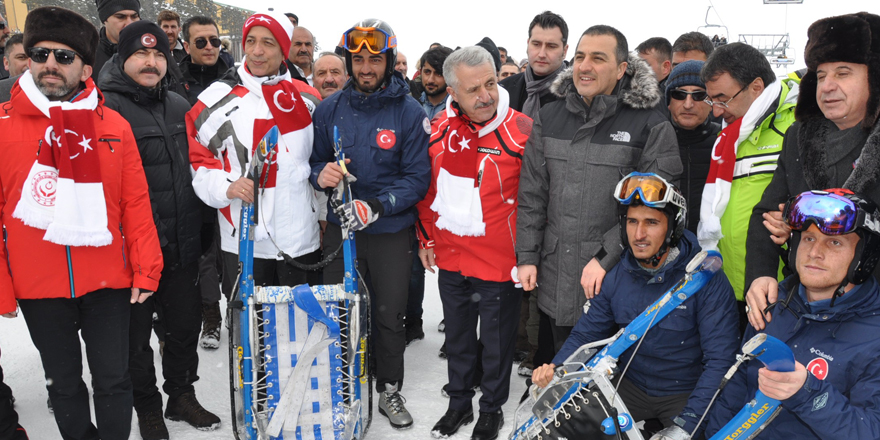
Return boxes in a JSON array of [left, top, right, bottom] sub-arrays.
[[99, 21, 220, 438], [312, 51, 347, 99], [158, 10, 186, 63], [500, 11, 569, 118], [0, 7, 162, 439], [310, 18, 430, 430], [418, 46, 452, 119], [0, 11, 12, 79]]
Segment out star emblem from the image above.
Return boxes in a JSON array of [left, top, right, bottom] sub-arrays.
[[256, 16, 271, 23], [458, 137, 471, 151], [79, 135, 93, 153]]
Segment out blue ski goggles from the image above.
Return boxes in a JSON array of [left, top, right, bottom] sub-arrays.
[[783, 190, 880, 236], [613, 172, 685, 210]]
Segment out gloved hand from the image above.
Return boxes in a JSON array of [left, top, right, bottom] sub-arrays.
[[649, 425, 690, 440], [336, 199, 379, 232]]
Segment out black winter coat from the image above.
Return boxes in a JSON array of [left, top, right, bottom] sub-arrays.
[[98, 54, 205, 268], [179, 54, 232, 105], [675, 118, 720, 234]]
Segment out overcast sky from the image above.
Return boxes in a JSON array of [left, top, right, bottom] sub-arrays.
[[219, 0, 874, 76]]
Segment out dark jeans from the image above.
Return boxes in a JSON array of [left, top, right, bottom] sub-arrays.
[[439, 270, 520, 413], [221, 251, 310, 300], [130, 261, 202, 414], [615, 377, 690, 435], [405, 227, 425, 322], [323, 224, 412, 393], [0, 352, 27, 440], [19, 289, 132, 440]]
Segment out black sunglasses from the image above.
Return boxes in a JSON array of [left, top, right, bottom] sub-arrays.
[[194, 37, 221, 50], [0, 21, 6, 30], [28, 47, 80, 65], [669, 89, 708, 102]]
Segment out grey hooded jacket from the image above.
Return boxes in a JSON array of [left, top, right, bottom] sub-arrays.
[[516, 54, 683, 326]]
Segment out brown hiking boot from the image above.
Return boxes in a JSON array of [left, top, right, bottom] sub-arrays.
[[164, 391, 220, 431]]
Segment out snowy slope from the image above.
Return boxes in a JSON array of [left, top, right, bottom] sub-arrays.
[[0, 270, 528, 439]]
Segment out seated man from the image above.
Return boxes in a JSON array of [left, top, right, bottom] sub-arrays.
[[706, 189, 880, 439], [533, 173, 739, 438]]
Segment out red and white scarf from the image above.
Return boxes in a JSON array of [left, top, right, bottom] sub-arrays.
[[698, 80, 783, 250], [431, 87, 509, 236], [13, 71, 111, 247]]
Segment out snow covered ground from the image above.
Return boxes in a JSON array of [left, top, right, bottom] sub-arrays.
[[0, 270, 528, 439]]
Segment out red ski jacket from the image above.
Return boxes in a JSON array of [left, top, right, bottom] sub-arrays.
[[416, 95, 531, 282]]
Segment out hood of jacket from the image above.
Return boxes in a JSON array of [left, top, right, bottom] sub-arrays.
[[343, 70, 412, 111], [777, 275, 880, 324], [97, 53, 166, 105], [550, 53, 661, 110]]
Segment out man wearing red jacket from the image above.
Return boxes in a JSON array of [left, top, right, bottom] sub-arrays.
[[417, 46, 531, 440], [0, 7, 162, 440]]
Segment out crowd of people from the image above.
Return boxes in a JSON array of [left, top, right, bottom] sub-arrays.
[[0, 2, 878, 440]]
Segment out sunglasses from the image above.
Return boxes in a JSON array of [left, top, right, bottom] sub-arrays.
[[783, 191, 879, 236], [343, 26, 396, 55], [669, 89, 708, 102], [28, 47, 79, 65], [0, 21, 6, 30], [194, 37, 221, 50]]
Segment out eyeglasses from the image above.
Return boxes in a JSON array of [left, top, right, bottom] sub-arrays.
[[194, 37, 221, 50], [669, 89, 708, 102], [27, 47, 79, 65], [613, 172, 686, 210], [343, 26, 396, 55], [703, 81, 751, 108], [783, 190, 880, 236], [0, 21, 7, 30]]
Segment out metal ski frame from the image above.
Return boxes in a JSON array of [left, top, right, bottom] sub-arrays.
[[229, 126, 371, 439]]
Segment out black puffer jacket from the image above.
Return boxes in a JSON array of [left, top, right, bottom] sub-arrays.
[[93, 27, 116, 82], [98, 53, 204, 268], [179, 54, 232, 105], [675, 118, 720, 234]]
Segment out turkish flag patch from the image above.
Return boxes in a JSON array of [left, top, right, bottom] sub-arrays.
[[376, 129, 396, 149], [807, 357, 829, 380]]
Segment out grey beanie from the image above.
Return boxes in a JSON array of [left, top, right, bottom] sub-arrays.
[[665, 60, 706, 104], [95, 0, 141, 23]]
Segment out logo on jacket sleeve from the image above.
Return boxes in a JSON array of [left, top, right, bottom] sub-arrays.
[[376, 129, 396, 149], [807, 357, 829, 380], [812, 392, 828, 412], [610, 131, 631, 142], [422, 117, 431, 134]]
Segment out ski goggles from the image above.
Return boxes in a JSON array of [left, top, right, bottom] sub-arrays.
[[28, 47, 80, 65], [342, 26, 397, 54], [783, 190, 880, 235], [613, 172, 685, 209]]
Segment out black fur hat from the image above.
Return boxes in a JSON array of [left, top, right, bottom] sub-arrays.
[[796, 12, 880, 129], [24, 6, 99, 67]]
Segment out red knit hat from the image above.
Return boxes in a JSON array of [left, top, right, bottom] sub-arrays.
[[242, 11, 293, 59]]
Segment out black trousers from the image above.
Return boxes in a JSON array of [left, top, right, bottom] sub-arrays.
[[221, 251, 310, 300], [439, 270, 520, 413], [19, 289, 132, 440], [323, 224, 412, 393], [0, 351, 27, 440], [130, 261, 202, 414], [616, 377, 690, 435]]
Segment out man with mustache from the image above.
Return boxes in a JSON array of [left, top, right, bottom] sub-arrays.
[[418, 45, 532, 440], [289, 26, 315, 85], [0, 7, 162, 439], [310, 18, 430, 430], [98, 20, 220, 439], [417, 46, 452, 120], [312, 51, 347, 99], [745, 12, 880, 332], [157, 10, 186, 63], [666, 60, 719, 234]]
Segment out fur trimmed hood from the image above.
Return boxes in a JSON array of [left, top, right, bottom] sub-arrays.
[[550, 53, 661, 110]]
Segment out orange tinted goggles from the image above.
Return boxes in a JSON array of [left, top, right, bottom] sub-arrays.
[[343, 27, 397, 54]]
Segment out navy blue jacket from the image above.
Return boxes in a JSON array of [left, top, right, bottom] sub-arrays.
[[706, 276, 880, 439], [554, 230, 740, 435], [309, 72, 430, 234]]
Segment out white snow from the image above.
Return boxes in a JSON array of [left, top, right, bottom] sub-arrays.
[[0, 271, 528, 439]]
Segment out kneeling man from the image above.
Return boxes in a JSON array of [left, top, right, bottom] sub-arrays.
[[533, 173, 739, 439], [707, 189, 880, 439]]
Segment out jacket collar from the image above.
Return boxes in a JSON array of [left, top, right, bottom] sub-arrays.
[[550, 53, 661, 112]]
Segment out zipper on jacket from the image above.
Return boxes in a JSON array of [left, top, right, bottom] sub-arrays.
[[2, 227, 11, 277], [119, 223, 127, 268], [66, 246, 75, 298], [99, 138, 121, 152]]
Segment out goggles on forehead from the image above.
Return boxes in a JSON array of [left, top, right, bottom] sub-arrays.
[[342, 26, 397, 55], [784, 190, 880, 236], [613, 172, 685, 210]]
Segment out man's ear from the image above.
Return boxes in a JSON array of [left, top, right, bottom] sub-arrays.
[[81, 64, 93, 82], [183, 41, 190, 54]]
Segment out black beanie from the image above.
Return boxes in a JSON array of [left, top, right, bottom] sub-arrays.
[[476, 37, 502, 72], [95, 0, 141, 23], [117, 21, 171, 64], [24, 7, 99, 67]]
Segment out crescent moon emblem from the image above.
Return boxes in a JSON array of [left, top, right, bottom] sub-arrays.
[[273, 90, 295, 113], [380, 134, 390, 144], [447, 129, 459, 153]]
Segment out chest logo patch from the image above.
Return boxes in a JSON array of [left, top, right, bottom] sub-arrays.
[[812, 392, 828, 412], [610, 131, 631, 142], [807, 357, 829, 380], [376, 129, 396, 150]]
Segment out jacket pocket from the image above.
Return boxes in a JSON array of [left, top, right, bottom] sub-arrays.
[[540, 229, 559, 258], [657, 307, 697, 331]]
